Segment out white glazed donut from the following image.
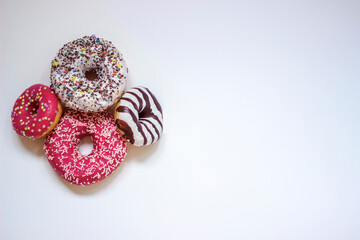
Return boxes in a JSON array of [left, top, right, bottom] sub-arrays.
[[50, 35, 128, 112], [114, 87, 163, 147]]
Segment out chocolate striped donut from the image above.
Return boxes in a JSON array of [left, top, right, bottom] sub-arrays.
[[114, 87, 163, 147]]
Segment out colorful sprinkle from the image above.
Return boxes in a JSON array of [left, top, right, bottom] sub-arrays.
[[50, 36, 127, 112]]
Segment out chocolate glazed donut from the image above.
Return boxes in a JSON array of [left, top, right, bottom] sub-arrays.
[[114, 87, 163, 147]]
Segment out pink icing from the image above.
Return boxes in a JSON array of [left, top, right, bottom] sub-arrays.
[[43, 110, 128, 186], [11, 84, 60, 139]]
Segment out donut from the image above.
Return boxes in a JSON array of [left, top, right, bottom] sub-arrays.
[[114, 87, 163, 147], [50, 35, 128, 112], [11, 84, 63, 139], [44, 110, 128, 186]]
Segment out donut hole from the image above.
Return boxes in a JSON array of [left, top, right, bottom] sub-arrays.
[[139, 110, 152, 119], [30, 102, 39, 116], [79, 135, 94, 156], [84, 69, 99, 80]]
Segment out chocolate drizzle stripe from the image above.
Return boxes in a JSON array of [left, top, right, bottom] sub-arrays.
[[142, 119, 160, 141], [135, 87, 154, 118], [134, 87, 149, 112], [144, 87, 163, 114], [141, 121, 154, 144], [116, 105, 147, 145], [121, 97, 139, 112], [146, 115, 163, 130], [134, 87, 163, 130], [127, 91, 143, 112]]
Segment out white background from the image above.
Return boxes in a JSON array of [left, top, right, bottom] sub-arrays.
[[1, 0, 359, 239]]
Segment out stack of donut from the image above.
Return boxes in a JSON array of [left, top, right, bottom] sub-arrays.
[[11, 35, 163, 186]]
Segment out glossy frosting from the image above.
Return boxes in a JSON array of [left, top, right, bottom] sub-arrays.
[[11, 84, 62, 139]]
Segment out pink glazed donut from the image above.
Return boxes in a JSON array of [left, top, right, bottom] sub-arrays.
[[44, 110, 128, 186], [11, 84, 63, 139]]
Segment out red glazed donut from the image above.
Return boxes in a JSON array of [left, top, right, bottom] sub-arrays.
[[11, 84, 63, 139], [43, 110, 128, 186]]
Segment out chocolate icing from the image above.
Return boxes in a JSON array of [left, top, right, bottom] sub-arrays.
[[117, 105, 147, 145], [134, 87, 163, 128], [116, 119, 134, 144], [115, 87, 163, 146]]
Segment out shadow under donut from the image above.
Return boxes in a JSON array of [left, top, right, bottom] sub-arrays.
[[61, 161, 128, 195], [126, 139, 161, 163], [61, 138, 162, 195]]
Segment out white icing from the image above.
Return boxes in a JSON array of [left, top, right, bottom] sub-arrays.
[[50, 35, 128, 112], [115, 87, 163, 147]]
